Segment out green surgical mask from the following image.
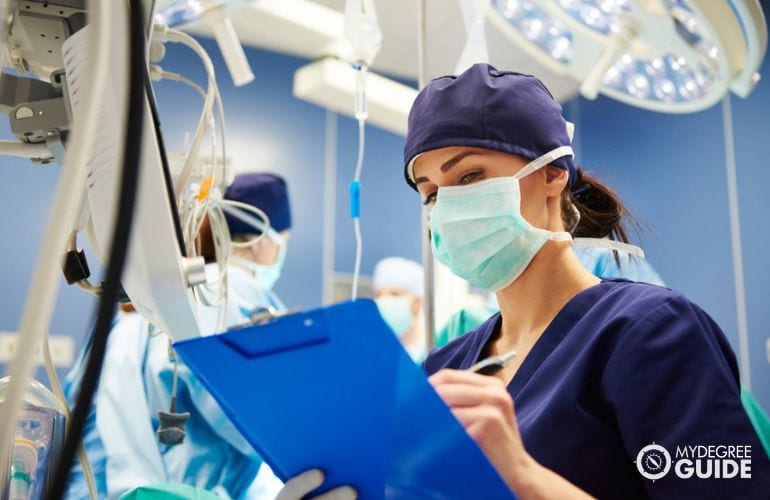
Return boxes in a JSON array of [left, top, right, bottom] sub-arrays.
[[429, 145, 644, 291], [231, 232, 287, 292], [429, 146, 573, 291], [375, 295, 415, 337]]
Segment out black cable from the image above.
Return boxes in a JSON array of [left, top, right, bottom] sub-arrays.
[[144, 71, 188, 256], [46, 0, 146, 497]]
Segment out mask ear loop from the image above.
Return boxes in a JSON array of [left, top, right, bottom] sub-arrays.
[[573, 238, 645, 258], [512, 145, 576, 243], [513, 145, 574, 180], [219, 201, 272, 248]]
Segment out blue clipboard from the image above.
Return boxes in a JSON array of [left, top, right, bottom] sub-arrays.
[[174, 299, 514, 499]]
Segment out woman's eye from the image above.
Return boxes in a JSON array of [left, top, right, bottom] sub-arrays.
[[422, 192, 437, 206], [459, 171, 480, 184]]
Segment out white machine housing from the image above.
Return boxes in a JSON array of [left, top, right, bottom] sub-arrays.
[[60, 3, 202, 341]]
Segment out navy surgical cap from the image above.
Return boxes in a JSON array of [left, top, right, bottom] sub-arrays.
[[403, 63, 576, 189], [224, 173, 292, 236]]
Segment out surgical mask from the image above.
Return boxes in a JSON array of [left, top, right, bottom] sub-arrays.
[[376, 295, 415, 337], [231, 236, 287, 292], [430, 146, 576, 291], [429, 146, 644, 291]]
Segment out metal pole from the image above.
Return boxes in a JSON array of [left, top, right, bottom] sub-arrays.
[[322, 110, 338, 305], [422, 207, 435, 352], [416, 0, 435, 352], [417, 0, 427, 89], [721, 95, 752, 390]]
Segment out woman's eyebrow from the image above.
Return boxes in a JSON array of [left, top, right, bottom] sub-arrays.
[[414, 151, 486, 184], [440, 151, 485, 173]]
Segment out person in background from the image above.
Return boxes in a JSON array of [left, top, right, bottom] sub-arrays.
[[65, 173, 292, 499], [373, 257, 426, 361], [200, 173, 291, 319]]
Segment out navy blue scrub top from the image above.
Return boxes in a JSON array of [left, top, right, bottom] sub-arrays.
[[424, 279, 770, 499]]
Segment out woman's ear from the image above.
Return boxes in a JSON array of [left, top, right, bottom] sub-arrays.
[[544, 166, 569, 197]]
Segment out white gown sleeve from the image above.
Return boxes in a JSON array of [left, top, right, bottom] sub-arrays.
[[95, 314, 167, 498]]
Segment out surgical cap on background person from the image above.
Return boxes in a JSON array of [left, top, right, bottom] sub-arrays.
[[403, 63, 575, 190], [373, 257, 424, 297], [223, 173, 292, 237]]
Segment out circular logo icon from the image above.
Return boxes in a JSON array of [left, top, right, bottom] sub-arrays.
[[636, 443, 672, 480]]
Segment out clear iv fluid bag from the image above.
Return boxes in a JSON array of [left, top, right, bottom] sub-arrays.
[[0, 377, 66, 500]]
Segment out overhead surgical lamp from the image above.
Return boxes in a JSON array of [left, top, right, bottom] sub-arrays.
[[488, 0, 767, 112]]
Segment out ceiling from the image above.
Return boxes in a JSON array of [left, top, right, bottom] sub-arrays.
[[184, 0, 580, 102]]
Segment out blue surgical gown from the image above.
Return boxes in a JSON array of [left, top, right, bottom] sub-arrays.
[[424, 279, 770, 498], [574, 246, 666, 286], [65, 265, 284, 499]]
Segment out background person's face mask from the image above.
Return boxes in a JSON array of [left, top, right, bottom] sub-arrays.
[[231, 233, 287, 292], [429, 146, 573, 291], [375, 294, 416, 337]]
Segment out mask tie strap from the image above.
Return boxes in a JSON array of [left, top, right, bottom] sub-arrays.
[[219, 201, 284, 247], [573, 238, 645, 258], [513, 145, 574, 180], [549, 231, 573, 241]]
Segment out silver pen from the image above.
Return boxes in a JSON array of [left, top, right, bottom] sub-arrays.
[[467, 349, 518, 376]]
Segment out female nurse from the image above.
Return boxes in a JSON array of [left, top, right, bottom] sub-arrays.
[[407, 64, 770, 498]]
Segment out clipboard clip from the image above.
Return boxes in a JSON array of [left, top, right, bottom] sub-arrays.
[[236, 306, 303, 327]]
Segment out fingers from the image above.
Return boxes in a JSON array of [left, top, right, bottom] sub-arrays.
[[312, 486, 357, 500], [276, 469, 325, 500], [452, 406, 521, 460], [429, 369, 514, 422], [276, 469, 357, 500], [453, 406, 509, 436], [433, 383, 515, 419]]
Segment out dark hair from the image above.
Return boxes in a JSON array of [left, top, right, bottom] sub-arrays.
[[560, 166, 636, 244], [199, 216, 217, 263]]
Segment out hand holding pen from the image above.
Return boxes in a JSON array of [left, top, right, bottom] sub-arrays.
[[428, 348, 531, 495]]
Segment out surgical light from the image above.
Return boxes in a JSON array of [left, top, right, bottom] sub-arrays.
[[488, 0, 767, 112], [494, 0, 575, 63]]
